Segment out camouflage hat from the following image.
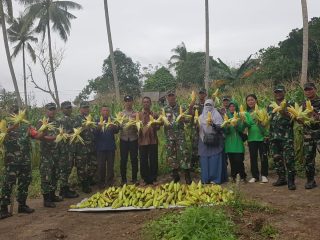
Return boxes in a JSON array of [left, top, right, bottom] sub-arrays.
[[166, 89, 176, 96], [80, 101, 90, 108], [222, 95, 231, 101], [198, 88, 207, 94], [45, 102, 57, 110], [61, 101, 72, 109], [303, 82, 317, 90], [124, 95, 133, 102], [273, 85, 285, 92]]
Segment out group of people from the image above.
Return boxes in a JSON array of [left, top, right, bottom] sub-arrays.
[[0, 82, 319, 220]]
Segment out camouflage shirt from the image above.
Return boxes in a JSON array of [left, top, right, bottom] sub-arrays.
[[74, 114, 95, 145], [38, 118, 59, 152], [302, 96, 320, 132], [163, 104, 186, 140], [268, 101, 294, 141], [58, 114, 75, 134], [4, 123, 31, 165]]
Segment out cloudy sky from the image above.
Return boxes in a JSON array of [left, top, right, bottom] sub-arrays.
[[1, 0, 320, 105]]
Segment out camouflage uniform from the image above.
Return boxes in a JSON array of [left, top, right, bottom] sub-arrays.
[[268, 102, 295, 179], [39, 118, 59, 195], [302, 96, 320, 185], [163, 104, 190, 170], [73, 114, 97, 186], [0, 123, 32, 206]]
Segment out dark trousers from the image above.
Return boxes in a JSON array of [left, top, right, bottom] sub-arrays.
[[228, 153, 246, 180], [120, 139, 138, 182], [139, 144, 158, 184], [248, 141, 268, 179], [97, 150, 115, 187]]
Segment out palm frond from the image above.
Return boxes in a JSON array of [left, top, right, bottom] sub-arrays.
[[26, 42, 36, 63], [55, 1, 82, 10], [11, 41, 23, 59]]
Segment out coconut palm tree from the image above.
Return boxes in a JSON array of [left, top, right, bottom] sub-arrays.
[[8, 14, 38, 106], [22, 0, 82, 107], [103, 0, 120, 102], [0, 0, 22, 106], [168, 42, 187, 71], [301, 0, 309, 85], [204, 0, 210, 91]]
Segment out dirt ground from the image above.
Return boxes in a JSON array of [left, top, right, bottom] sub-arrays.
[[0, 173, 320, 240]]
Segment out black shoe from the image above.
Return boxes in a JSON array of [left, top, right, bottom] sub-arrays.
[[288, 175, 296, 191], [0, 205, 12, 219], [185, 170, 192, 185], [305, 180, 317, 189], [60, 186, 79, 198], [272, 177, 287, 186], [18, 204, 35, 214], [43, 194, 56, 208], [172, 169, 180, 183], [50, 191, 63, 202], [81, 181, 92, 194]]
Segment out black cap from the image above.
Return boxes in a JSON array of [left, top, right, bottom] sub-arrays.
[[61, 101, 72, 109], [222, 95, 231, 101], [45, 102, 57, 110], [124, 95, 133, 102], [198, 88, 206, 94], [80, 101, 90, 108], [166, 89, 176, 96], [273, 85, 285, 92], [303, 82, 317, 90]]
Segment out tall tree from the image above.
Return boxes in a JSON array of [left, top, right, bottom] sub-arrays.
[[204, 0, 210, 90], [23, 0, 82, 107], [301, 0, 309, 85], [0, 0, 22, 106], [168, 42, 187, 72], [8, 14, 38, 106], [104, 0, 120, 102]]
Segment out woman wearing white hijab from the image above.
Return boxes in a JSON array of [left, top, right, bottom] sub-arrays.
[[198, 99, 228, 184]]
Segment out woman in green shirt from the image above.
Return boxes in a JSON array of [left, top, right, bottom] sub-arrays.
[[245, 94, 269, 183]]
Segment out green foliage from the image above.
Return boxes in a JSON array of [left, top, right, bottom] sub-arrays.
[[144, 66, 176, 92], [143, 207, 236, 240], [260, 224, 279, 239]]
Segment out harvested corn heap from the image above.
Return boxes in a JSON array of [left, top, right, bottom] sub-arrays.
[[70, 181, 234, 210]]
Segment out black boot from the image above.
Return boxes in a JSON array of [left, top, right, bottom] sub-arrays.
[[272, 176, 287, 186], [43, 194, 56, 208], [171, 169, 180, 183], [60, 186, 79, 198], [50, 191, 63, 202], [0, 205, 12, 219], [305, 174, 317, 189], [288, 174, 296, 190], [82, 181, 92, 194], [18, 201, 35, 214], [185, 170, 192, 185]]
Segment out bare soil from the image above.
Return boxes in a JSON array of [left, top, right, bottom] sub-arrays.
[[0, 173, 319, 240]]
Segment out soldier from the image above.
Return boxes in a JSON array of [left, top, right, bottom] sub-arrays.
[[269, 85, 296, 190], [164, 90, 192, 184], [302, 82, 320, 189], [38, 102, 63, 207], [57, 101, 79, 198], [0, 105, 35, 219], [74, 101, 97, 193], [189, 88, 207, 170]]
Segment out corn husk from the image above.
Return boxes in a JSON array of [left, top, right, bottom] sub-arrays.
[[83, 114, 96, 128], [55, 126, 69, 143], [69, 127, 84, 145], [0, 120, 8, 145], [38, 117, 56, 132], [7, 109, 29, 125]]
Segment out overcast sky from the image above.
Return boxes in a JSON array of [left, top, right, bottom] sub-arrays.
[[1, 0, 320, 105]]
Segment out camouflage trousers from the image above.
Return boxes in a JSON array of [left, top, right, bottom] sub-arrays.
[[0, 164, 31, 205], [74, 146, 97, 183], [40, 150, 59, 194], [191, 126, 200, 168], [58, 143, 73, 188], [271, 139, 295, 177], [303, 133, 320, 178], [166, 138, 190, 170]]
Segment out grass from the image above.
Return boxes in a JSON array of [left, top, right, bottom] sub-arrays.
[[260, 224, 279, 239]]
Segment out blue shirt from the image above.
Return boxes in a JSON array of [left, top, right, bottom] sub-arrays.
[[95, 117, 119, 151]]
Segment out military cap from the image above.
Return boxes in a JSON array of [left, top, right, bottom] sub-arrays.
[[80, 101, 90, 108], [222, 95, 231, 101], [198, 88, 207, 94], [124, 95, 133, 102], [166, 89, 176, 96], [61, 101, 72, 109], [303, 82, 317, 90], [273, 85, 285, 92], [45, 102, 57, 110]]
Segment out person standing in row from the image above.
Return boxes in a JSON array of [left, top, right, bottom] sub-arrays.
[[302, 82, 320, 189], [269, 85, 296, 190], [119, 95, 139, 185], [95, 105, 119, 189], [245, 94, 269, 183], [219, 96, 231, 117], [164, 90, 192, 184], [0, 106, 36, 219], [74, 101, 97, 193], [138, 97, 160, 185], [57, 101, 79, 198]]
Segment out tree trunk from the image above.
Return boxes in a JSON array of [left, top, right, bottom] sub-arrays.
[[301, 0, 309, 85], [104, 0, 120, 102], [204, 0, 210, 91], [22, 43, 28, 106], [0, 0, 22, 107], [47, 19, 60, 107]]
